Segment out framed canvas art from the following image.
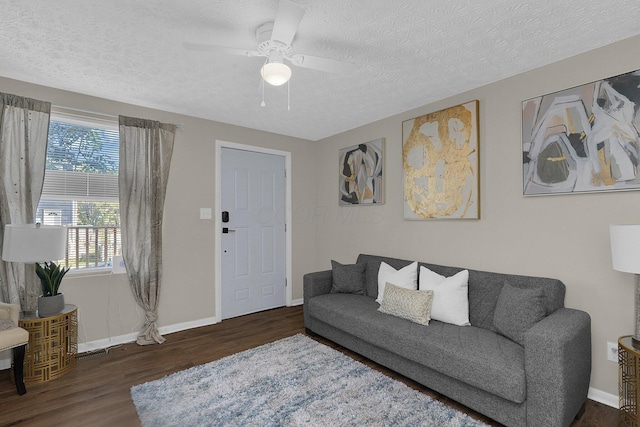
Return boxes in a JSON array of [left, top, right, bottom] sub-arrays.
[[402, 100, 479, 219], [522, 69, 640, 195], [339, 138, 384, 205]]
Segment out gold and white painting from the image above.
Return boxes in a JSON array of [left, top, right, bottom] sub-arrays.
[[523, 69, 640, 195], [339, 138, 384, 205], [402, 101, 479, 219]]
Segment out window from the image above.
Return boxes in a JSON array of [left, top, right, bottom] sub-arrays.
[[37, 108, 121, 270]]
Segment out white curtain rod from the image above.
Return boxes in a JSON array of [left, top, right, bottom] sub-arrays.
[[51, 104, 184, 130]]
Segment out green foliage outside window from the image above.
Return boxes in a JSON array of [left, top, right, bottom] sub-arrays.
[[77, 202, 120, 227], [47, 121, 118, 174]]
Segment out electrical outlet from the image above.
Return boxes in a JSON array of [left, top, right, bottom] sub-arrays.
[[607, 341, 618, 363]]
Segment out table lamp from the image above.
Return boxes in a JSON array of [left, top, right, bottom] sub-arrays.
[[610, 224, 640, 348], [2, 223, 67, 312]]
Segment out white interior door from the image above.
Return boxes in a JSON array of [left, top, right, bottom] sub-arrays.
[[220, 147, 286, 320]]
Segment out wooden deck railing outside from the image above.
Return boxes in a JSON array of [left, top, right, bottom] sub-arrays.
[[62, 226, 121, 269]]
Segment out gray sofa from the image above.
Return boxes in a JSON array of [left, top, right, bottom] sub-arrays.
[[303, 254, 591, 427]]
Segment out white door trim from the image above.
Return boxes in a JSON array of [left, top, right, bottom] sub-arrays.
[[214, 140, 292, 322]]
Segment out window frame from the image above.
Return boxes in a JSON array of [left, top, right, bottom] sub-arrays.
[[41, 107, 121, 277]]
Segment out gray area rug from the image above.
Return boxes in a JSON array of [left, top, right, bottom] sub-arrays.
[[131, 334, 489, 426]]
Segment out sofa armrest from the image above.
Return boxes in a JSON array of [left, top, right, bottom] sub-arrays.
[[303, 270, 333, 300], [303, 270, 333, 328], [524, 307, 591, 427]]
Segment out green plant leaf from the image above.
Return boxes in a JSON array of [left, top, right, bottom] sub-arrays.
[[34, 261, 69, 296]]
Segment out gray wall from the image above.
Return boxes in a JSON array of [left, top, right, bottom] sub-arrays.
[[313, 34, 640, 399]]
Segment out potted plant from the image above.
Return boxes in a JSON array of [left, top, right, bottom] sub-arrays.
[[35, 261, 70, 317]]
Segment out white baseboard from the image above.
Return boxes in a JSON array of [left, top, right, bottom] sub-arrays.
[[587, 387, 618, 408], [77, 331, 139, 353], [158, 316, 218, 337], [290, 298, 303, 306], [78, 316, 218, 354]]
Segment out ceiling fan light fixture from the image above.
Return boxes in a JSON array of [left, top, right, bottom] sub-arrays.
[[261, 61, 291, 86]]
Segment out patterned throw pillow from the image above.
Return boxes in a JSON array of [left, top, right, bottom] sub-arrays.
[[0, 319, 16, 331], [378, 282, 434, 325]]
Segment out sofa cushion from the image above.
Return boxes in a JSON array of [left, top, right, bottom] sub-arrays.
[[493, 281, 546, 346], [377, 261, 418, 303], [307, 293, 527, 403], [418, 266, 470, 326], [378, 283, 433, 325], [330, 260, 366, 295]]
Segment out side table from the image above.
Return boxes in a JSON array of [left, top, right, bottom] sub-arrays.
[[18, 304, 78, 383], [620, 335, 640, 426]]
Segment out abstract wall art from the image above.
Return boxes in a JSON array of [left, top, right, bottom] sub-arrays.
[[523, 69, 640, 195], [402, 100, 479, 219], [338, 138, 384, 205]]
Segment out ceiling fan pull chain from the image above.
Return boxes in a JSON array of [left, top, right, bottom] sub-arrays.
[[261, 79, 266, 107], [287, 80, 290, 111]]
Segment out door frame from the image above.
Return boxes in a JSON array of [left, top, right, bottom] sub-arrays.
[[214, 140, 292, 322]]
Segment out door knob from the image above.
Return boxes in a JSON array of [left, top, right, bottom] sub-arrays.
[[222, 227, 236, 234]]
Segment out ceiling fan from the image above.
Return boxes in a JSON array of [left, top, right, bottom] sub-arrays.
[[183, 0, 356, 87]]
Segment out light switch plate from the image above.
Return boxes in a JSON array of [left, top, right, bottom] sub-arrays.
[[200, 208, 212, 220]]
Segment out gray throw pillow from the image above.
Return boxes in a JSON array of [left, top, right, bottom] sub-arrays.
[[330, 260, 366, 294], [493, 281, 546, 346]]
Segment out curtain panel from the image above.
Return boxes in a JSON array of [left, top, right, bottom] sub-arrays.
[[119, 116, 175, 345], [0, 93, 51, 310]]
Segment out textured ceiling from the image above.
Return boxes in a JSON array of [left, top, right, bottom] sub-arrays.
[[1, 1, 640, 141]]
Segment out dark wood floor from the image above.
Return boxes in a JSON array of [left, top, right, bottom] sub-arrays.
[[0, 306, 618, 426]]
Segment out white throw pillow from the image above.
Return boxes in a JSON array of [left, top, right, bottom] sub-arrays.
[[377, 261, 418, 303], [418, 266, 470, 326]]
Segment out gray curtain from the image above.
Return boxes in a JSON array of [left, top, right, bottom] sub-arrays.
[[0, 93, 51, 311], [119, 116, 175, 345]]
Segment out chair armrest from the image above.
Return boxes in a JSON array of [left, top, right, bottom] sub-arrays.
[[303, 270, 333, 328], [524, 307, 591, 427], [0, 302, 20, 324]]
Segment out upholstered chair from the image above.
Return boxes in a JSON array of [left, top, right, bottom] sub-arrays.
[[0, 302, 28, 395]]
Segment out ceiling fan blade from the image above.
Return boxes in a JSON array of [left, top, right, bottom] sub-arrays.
[[289, 54, 356, 75], [270, 0, 305, 46], [183, 42, 260, 58]]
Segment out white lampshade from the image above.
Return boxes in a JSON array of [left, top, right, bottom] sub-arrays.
[[260, 62, 292, 86], [2, 224, 67, 263], [610, 224, 640, 274]]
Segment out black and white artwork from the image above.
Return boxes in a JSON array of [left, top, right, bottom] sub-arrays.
[[339, 138, 384, 205], [523, 69, 640, 195]]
